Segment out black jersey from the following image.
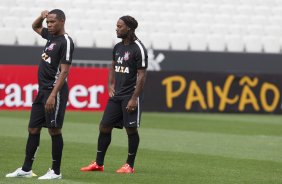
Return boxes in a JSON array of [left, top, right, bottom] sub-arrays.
[[112, 40, 148, 97], [38, 28, 74, 90]]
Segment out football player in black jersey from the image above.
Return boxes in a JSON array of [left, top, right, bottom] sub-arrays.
[[6, 9, 74, 180], [81, 15, 148, 173]]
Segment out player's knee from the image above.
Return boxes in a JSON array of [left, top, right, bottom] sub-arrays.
[[99, 125, 113, 134], [28, 127, 41, 134], [48, 128, 61, 136], [126, 127, 138, 135]]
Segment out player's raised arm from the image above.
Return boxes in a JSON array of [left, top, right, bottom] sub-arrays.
[[32, 10, 49, 35]]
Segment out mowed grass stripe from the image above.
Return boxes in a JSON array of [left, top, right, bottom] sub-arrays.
[[1, 111, 282, 135], [2, 110, 282, 125], [144, 113, 282, 136], [2, 112, 282, 136]]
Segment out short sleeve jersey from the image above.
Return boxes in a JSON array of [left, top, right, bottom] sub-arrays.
[[38, 28, 74, 90], [112, 40, 148, 97]]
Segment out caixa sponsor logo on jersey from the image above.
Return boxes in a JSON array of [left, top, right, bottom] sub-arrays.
[[0, 83, 105, 109], [115, 66, 129, 73]]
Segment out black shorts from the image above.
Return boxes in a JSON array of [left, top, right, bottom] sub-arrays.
[[101, 95, 143, 129], [29, 84, 68, 129]]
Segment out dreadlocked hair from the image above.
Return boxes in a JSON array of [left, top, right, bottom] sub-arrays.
[[119, 15, 139, 43]]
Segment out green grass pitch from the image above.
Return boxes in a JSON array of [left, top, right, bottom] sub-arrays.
[[0, 110, 282, 184]]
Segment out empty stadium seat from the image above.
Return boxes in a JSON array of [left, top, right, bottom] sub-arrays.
[[214, 14, 233, 26], [173, 22, 193, 34], [250, 15, 268, 26], [269, 16, 282, 26], [232, 15, 250, 27], [262, 36, 281, 53], [140, 12, 161, 23], [265, 25, 282, 37], [0, 0, 15, 7], [246, 25, 265, 36], [16, 0, 35, 7], [74, 30, 94, 48], [210, 24, 228, 35], [79, 20, 98, 31], [236, 5, 254, 16], [138, 21, 155, 34], [160, 12, 177, 23], [218, 5, 236, 15], [28, 7, 45, 18], [254, 6, 270, 16], [94, 31, 115, 48], [2, 17, 19, 29], [189, 34, 208, 51], [192, 23, 210, 35], [65, 18, 81, 32], [170, 33, 188, 51], [9, 7, 27, 17], [178, 12, 198, 25], [244, 35, 263, 52], [85, 10, 105, 23], [0, 28, 17, 45], [154, 22, 174, 34], [272, 7, 282, 17], [164, 3, 181, 14], [74, 0, 92, 9], [182, 3, 200, 15], [127, 2, 147, 13], [226, 34, 244, 52], [16, 28, 37, 46], [207, 34, 226, 51], [151, 33, 170, 50], [0, 6, 9, 18], [21, 17, 34, 28], [227, 24, 245, 35], [197, 14, 215, 25], [67, 9, 85, 20]]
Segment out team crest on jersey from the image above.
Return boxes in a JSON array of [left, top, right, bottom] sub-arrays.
[[46, 43, 56, 51], [124, 52, 130, 61]]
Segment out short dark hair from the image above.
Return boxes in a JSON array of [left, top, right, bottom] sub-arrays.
[[49, 9, 66, 21]]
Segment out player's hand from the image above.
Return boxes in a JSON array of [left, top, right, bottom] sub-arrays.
[[108, 84, 115, 97], [126, 98, 137, 113], [45, 95, 55, 114], [41, 10, 49, 19]]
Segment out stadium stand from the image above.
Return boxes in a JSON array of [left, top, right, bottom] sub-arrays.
[[0, 0, 281, 53]]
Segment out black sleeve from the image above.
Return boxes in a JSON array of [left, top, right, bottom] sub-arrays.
[[41, 28, 50, 40], [60, 37, 74, 65]]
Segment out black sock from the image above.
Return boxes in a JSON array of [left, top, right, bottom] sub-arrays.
[[22, 133, 40, 172], [96, 132, 111, 166], [51, 134, 64, 175], [126, 132, 140, 168]]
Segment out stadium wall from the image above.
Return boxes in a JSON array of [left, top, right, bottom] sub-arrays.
[[0, 45, 281, 114], [1, 45, 282, 74]]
